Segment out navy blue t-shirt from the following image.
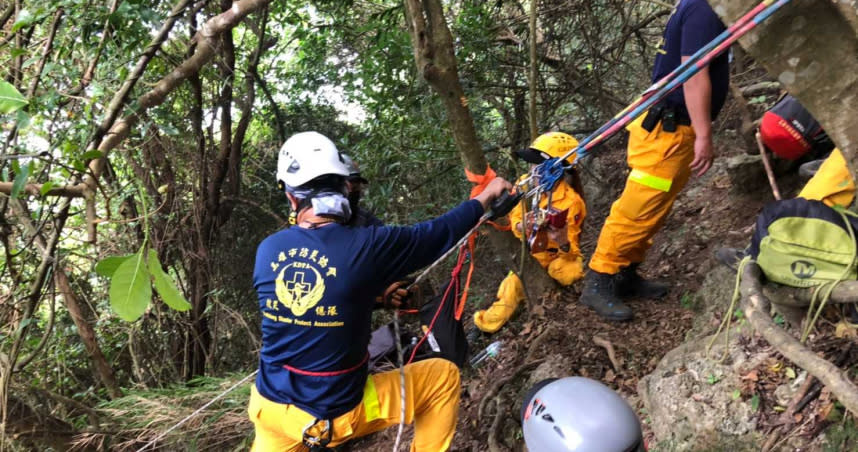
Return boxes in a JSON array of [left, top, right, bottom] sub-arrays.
[[652, 0, 729, 119], [253, 200, 483, 419]]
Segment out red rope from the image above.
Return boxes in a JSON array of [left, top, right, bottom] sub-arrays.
[[407, 245, 468, 364], [283, 352, 369, 377]]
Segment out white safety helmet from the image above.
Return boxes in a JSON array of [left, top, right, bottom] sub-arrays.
[[521, 377, 644, 452], [276, 132, 350, 189]]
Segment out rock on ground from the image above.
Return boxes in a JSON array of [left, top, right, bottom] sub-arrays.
[[639, 327, 768, 451]]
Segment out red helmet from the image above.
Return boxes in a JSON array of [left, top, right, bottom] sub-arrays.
[[759, 95, 828, 160]]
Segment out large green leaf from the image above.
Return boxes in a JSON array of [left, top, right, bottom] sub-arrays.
[[95, 254, 134, 277], [10, 161, 31, 199], [109, 252, 151, 321], [147, 250, 191, 312], [0, 81, 28, 114]]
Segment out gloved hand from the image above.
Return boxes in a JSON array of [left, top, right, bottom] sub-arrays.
[[381, 280, 420, 309]]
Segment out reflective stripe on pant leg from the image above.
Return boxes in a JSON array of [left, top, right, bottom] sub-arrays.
[[590, 118, 694, 274], [629, 168, 672, 192], [363, 375, 381, 422], [348, 359, 460, 451]]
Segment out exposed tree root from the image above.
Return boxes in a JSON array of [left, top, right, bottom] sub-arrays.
[[487, 395, 509, 452], [764, 280, 858, 307], [525, 326, 555, 363], [741, 263, 858, 415], [593, 335, 622, 373], [478, 359, 545, 421]]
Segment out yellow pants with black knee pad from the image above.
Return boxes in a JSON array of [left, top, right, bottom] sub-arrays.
[[589, 115, 696, 275], [798, 148, 855, 208], [248, 358, 460, 452]]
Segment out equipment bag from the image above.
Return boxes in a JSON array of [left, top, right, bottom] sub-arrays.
[[749, 198, 858, 287], [759, 94, 834, 160], [368, 277, 469, 372]]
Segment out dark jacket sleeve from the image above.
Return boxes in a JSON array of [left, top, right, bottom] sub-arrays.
[[368, 200, 483, 284]]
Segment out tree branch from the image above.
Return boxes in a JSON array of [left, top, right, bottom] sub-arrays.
[[741, 262, 858, 415]]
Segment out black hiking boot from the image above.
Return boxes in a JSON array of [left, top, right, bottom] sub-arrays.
[[799, 158, 825, 181], [615, 263, 669, 299], [715, 247, 747, 272], [580, 270, 633, 322]]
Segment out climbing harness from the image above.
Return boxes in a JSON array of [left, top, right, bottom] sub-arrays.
[[302, 418, 334, 451]]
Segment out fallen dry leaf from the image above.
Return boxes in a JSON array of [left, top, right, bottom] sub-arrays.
[[742, 369, 759, 382], [604, 369, 616, 382], [834, 321, 858, 339]]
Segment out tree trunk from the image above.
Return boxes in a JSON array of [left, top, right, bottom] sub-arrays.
[[528, 0, 539, 141], [403, 0, 487, 174], [709, 0, 858, 192], [54, 270, 122, 399], [403, 0, 556, 297]]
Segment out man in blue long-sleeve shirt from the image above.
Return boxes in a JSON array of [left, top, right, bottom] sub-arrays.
[[247, 131, 511, 451]]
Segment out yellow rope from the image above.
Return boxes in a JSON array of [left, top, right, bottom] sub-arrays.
[[800, 207, 858, 343], [706, 256, 751, 362]]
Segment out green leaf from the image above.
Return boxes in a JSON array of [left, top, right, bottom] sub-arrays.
[[785, 367, 796, 379], [148, 250, 191, 312], [15, 109, 30, 129], [39, 181, 55, 196], [10, 162, 31, 199], [82, 150, 103, 160], [732, 389, 741, 400], [750, 394, 760, 411], [108, 252, 151, 321], [0, 81, 28, 114], [95, 254, 133, 277], [11, 9, 35, 32], [15, 318, 33, 333]]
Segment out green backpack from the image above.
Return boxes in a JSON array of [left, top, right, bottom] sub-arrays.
[[750, 199, 858, 287]]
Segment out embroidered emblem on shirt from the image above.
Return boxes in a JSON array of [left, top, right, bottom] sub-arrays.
[[275, 262, 326, 317]]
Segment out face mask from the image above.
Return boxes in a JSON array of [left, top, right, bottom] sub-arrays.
[[310, 192, 352, 219], [287, 185, 352, 221]]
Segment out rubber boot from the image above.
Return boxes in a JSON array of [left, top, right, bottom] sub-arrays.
[[580, 270, 633, 321], [615, 263, 669, 299], [714, 247, 747, 272]]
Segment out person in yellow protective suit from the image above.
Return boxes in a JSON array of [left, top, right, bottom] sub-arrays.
[[582, 0, 730, 322], [798, 148, 855, 208], [474, 132, 587, 333]]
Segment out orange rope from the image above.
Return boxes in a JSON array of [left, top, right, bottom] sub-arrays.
[[465, 165, 511, 231]]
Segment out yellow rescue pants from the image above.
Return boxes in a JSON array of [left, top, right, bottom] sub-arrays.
[[798, 148, 855, 208], [248, 358, 460, 452], [589, 115, 696, 275], [474, 271, 526, 333]]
